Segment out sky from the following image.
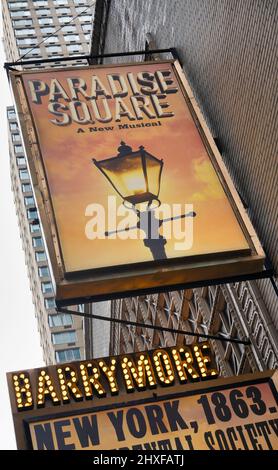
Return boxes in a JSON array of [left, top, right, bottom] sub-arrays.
[[0, 17, 43, 450]]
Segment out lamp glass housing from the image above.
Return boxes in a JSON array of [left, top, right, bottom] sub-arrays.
[[94, 149, 163, 205]]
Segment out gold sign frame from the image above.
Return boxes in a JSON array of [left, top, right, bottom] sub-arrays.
[[9, 60, 265, 305]]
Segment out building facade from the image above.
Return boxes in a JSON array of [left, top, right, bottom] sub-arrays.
[[90, 0, 278, 375], [3, 0, 96, 364]]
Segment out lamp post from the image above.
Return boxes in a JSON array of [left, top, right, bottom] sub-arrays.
[[93, 142, 196, 261]]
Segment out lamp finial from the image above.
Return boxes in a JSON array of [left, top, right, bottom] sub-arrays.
[[117, 141, 133, 157]]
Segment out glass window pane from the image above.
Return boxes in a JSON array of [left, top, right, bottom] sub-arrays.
[[49, 313, 72, 327], [35, 251, 46, 262], [42, 281, 53, 293], [17, 156, 26, 165], [45, 298, 56, 309], [39, 266, 50, 277], [27, 208, 38, 219], [33, 236, 43, 247], [52, 331, 76, 345], [30, 223, 40, 233], [14, 145, 23, 153], [22, 183, 32, 192], [19, 169, 29, 180], [24, 196, 35, 206], [55, 348, 80, 363]]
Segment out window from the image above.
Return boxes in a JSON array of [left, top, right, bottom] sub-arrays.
[[38, 18, 53, 25], [8, 108, 16, 119], [30, 222, 40, 233], [13, 19, 33, 27], [35, 251, 46, 262], [40, 26, 55, 34], [42, 281, 53, 294], [67, 44, 82, 53], [15, 28, 35, 36], [33, 0, 48, 6], [14, 145, 23, 153], [62, 25, 76, 33], [84, 34, 91, 41], [55, 348, 80, 363], [59, 16, 72, 24], [24, 196, 35, 206], [79, 15, 91, 22], [45, 45, 62, 54], [19, 169, 29, 180], [45, 298, 56, 309], [37, 9, 51, 16], [74, 0, 86, 4], [22, 183, 32, 192], [44, 36, 59, 43], [16, 156, 26, 165], [12, 134, 21, 142], [56, 8, 71, 15], [27, 208, 38, 219], [39, 266, 50, 277], [10, 122, 18, 130], [10, 11, 30, 18], [82, 24, 92, 33], [17, 37, 37, 46], [49, 313, 72, 327], [32, 236, 43, 247], [75, 6, 88, 13], [64, 35, 80, 42], [9, 2, 28, 7], [53, 0, 69, 5], [52, 331, 76, 345]]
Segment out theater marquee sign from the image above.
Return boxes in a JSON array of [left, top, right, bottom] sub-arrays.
[[7, 344, 278, 450], [9, 60, 265, 305]]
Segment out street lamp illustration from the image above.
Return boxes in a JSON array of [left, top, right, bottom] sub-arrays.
[[93, 141, 164, 208], [92, 142, 196, 261]]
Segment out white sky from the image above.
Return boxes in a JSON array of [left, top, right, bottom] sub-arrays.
[[0, 17, 44, 450]]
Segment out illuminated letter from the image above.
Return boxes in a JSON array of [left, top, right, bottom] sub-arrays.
[[37, 370, 60, 407], [79, 362, 106, 398], [152, 350, 175, 385], [97, 359, 119, 395], [121, 354, 157, 392], [12, 372, 33, 410], [57, 366, 83, 403], [193, 342, 218, 378], [28, 80, 49, 104], [171, 347, 199, 382]]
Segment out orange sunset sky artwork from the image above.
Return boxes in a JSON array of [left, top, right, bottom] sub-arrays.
[[22, 62, 249, 272]]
